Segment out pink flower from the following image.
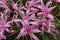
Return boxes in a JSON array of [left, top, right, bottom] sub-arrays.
[[38, 12, 57, 34], [0, 30, 6, 40], [12, 2, 18, 11], [17, 23, 40, 40], [13, 11, 40, 40], [25, 0, 41, 10], [0, 13, 11, 31], [36, 0, 57, 34], [25, 0, 36, 9], [47, 14, 54, 21], [37, 0, 56, 16], [0, 13, 12, 39], [0, 1, 11, 14]]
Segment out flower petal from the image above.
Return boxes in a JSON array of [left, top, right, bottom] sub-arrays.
[[48, 6, 56, 12], [46, 1, 52, 7], [17, 32, 27, 39], [32, 29, 41, 33]]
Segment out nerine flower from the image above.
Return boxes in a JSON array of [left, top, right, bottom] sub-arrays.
[[13, 11, 40, 40], [0, 13, 11, 39], [0, 1, 11, 14], [24, 0, 41, 11], [12, 2, 19, 13], [37, 0, 56, 16], [17, 24, 40, 40], [25, 0, 38, 9]]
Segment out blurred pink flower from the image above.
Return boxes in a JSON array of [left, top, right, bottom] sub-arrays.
[[0, 1, 11, 14], [17, 24, 40, 40], [13, 11, 40, 40], [37, 0, 56, 16], [12, 2, 18, 11], [0, 30, 6, 40], [0, 13, 11, 31], [0, 13, 11, 39]]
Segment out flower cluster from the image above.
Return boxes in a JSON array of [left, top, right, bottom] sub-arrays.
[[0, 0, 59, 40]]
